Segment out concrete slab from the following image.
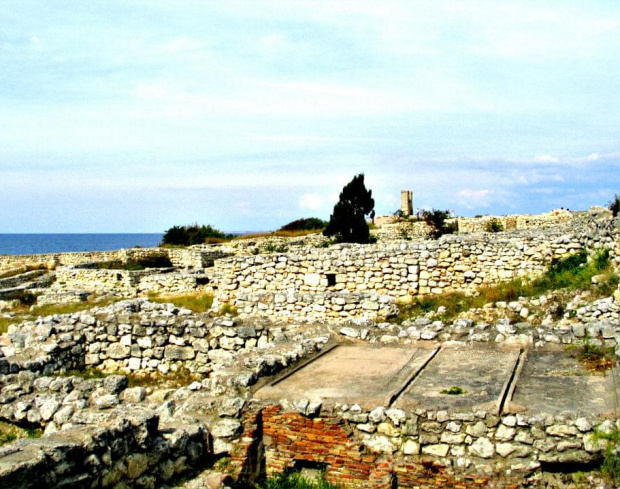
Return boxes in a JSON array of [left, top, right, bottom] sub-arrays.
[[393, 344, 520, 413], [254, 345, 438, 409], [507, 349, 620, 416]]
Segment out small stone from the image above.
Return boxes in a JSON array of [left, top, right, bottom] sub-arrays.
[[469, 437, 495, 458], [403, 439, 420, 455], [496, 442, 516, 457], [422, 444, 450, 457]]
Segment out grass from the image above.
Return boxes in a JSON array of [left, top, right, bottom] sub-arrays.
[[571, 335, 616, 372], [440, 386, 466, 395], [148, 292, 214, 313], [0, 296, 122, 334], [235, 229, 324, 240], [259, 471, 342, 489], [592, 428, 620, 485], [394, 249, 617, 323], [219, 303, 238, 317], [0, 421, 42, 446]]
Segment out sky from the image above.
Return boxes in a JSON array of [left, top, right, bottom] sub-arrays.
[[2, 1, 620, 233]]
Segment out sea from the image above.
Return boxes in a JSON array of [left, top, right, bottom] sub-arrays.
[[0, 234, 164, 256]]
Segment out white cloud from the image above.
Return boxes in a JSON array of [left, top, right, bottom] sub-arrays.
[[298, 193, 325, 210], [457, 189, 492, 208], [534, 155, 560, 163]]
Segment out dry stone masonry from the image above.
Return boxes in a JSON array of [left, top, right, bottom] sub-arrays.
[[0, 208, 619, 488]]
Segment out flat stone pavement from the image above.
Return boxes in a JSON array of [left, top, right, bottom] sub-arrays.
[[254, 343, 620, 416]]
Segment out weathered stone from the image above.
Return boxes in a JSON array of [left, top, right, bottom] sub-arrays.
[[164, 345, 195, 360], [469, 437, 495, 458]]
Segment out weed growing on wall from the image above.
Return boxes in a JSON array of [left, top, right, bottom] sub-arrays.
[[148, 292, 214, 313], [260, 471, 342, 489], [394, 249, 617, 323]]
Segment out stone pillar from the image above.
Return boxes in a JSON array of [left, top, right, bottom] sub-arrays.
[[400, 190, 413, 216]]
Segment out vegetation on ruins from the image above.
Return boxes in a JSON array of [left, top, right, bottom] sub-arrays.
[[422, 209, 457, 239], [0, 296, 122, 334], [609, 194, 620, 217], [161, 223, 233, 246], [323, 174, 375, 244], [484, 218, 504, 233], [440, 386, 466, 395], [94, 252, 173, 270], [260, 470, 342, 489], [279, 217, 328, 232], [0, 421, 41, 447], [148, 292, 214, 313], [394, 249, 618, 323]]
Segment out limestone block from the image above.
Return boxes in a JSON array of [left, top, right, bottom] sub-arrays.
[[469, 437, 495, 458], [422, 444, 450, 457], [106, 344, 130, 359], [164, 345, 196, 360]]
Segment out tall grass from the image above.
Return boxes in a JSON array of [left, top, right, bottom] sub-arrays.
[[147, 292, 214, 313], [261, 471, 342, 489], [395, 249, 617, 323], [1, 296, 122, 334], [235, 229, 324, 240]]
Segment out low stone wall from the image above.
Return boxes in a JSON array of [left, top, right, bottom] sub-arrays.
[[255, 403, 612, 488], [0, 391, 207, 489], [229, 291, 399, 323], [212, 232, 584, 309], [0, 247, 227, 274], [47, 268, 211, 300]]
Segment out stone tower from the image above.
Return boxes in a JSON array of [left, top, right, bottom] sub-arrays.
[[400, 190, 413, 216]]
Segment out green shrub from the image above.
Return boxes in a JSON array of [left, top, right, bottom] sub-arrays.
[[422, 209, 456, 238], [161, 224, 233, 246], [440, 386, 466, 395], [279, 218, 328, 232], [484, 218, 504, 233], [261, 471, 342, 489]]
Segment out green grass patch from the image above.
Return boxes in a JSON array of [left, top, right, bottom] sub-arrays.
[[0, 421, 41, 446], [148, 292, 214, 313], [394, 249, 616, 323], [260, 471, 342, 489], [0, 296, 122, 334], [440, 386, 466, 395]]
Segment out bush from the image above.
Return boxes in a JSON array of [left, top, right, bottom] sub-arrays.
[[323, 174, 375, 243], [609, 194, 620, 217], [422, 209, 457, 239], [279, 218, 328, 232], [485, 218, 504, 233], [161, 224, 232, 246]]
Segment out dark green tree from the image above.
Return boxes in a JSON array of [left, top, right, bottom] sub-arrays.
[[422, 209, 457, 239], [609, 194, 620, 217], [323, 174, 375, 243]]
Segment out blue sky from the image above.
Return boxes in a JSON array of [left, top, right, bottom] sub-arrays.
[[2, 1, 619, 232]]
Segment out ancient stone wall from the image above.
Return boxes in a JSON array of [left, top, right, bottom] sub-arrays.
[[0, 247, 225, 274], [253, 403, 610, 488], [0, 406, 207, 489], [211, 232, 584, 314], [48, 267, 211, 299]]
